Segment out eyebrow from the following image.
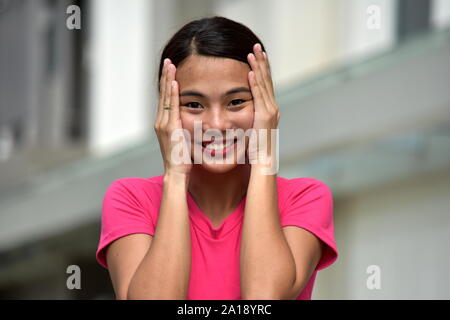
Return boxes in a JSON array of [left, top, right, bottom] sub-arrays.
[[179, 87, 251, 98]]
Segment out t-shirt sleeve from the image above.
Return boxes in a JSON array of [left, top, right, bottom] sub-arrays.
[[280, 178, 338, 271], [96, 179, 156, 269]]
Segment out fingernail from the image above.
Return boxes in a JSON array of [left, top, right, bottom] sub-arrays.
[[255, 43, 261, 51]]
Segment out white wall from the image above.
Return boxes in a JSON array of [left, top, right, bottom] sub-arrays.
[[432, 0, 450, 30], [215, 0, 396, 88], [86, 0, 154, 157], [314, 169, 450, 299], [333, 0, 397, 63], [214, 0, 339, 88]]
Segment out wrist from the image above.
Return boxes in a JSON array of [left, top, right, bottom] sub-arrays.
[[250, 157, 278, 176], [164, 171, 190, 188]]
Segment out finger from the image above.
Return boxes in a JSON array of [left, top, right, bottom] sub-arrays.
[[250, 47, 272, 105], [168, 79, 180, 125], [262, 52, 272, 76], [162, 63, 174, 126], [262, 51, 273, 83], [248, 52, 271, 112], [254, 44, 276, 106], [262, 51, 275, 97], [156, 58, 170, 125], [255, 48, 275, 110], [249, 49, 268, 94], [261, 51, 277, 110], [159, 58, 170, 101], [248, 70, 266, 113]]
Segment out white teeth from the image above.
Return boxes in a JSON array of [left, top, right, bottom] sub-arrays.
[[204, 140, 235, 151]]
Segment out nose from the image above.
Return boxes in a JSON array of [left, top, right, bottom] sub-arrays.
[[202, 105, 233, 134]]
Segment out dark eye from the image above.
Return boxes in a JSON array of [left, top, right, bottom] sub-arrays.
[[185, 102, 203, 109], [229, 99, 246, 107]]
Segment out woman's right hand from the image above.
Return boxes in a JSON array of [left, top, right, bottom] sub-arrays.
[[154, 58, 192, 177]]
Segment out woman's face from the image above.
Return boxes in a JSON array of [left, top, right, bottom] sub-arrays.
[[175, 54, 254, 173]]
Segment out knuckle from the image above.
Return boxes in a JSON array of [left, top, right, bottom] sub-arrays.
[[163, 124, 172, 133], [167, 124, 178, 133]]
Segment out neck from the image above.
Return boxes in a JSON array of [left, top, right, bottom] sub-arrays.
[[188, 164, 251, 222]]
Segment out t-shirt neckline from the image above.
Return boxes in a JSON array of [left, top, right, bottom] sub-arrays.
[[186, 191, 246, 239]]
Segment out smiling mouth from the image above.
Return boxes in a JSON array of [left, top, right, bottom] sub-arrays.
[[201, 137, 238, 151]]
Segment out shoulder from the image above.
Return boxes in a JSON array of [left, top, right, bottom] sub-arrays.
[[277, 176, 331, 197], [276, 176, 332, 211], [104, 175, 165, 208], [106, 175, 164, 193]]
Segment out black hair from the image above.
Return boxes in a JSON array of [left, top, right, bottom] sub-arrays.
[[157, 16, 267, 92]]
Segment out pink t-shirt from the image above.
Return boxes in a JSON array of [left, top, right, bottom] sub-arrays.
[[96, 174, 338, 300]]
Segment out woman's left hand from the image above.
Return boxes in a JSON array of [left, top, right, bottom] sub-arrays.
[[247, 43, 280, 131], [247, 43, 280, 166]]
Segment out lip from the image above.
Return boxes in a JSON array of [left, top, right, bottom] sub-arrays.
[[201, 139, 234, 146], [201, 138, 238, 156]]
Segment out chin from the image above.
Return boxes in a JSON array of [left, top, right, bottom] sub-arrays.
[[198, 162, 241, 174]]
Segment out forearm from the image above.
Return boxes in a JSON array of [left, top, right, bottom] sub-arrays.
[[240, 167, 296, 299], [127, 172, 191, 299]]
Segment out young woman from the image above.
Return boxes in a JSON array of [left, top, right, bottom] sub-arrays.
[[96, 16, 338, 300]]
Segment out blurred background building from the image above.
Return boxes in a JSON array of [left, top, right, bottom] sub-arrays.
[[0, 0, 449, 299]]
